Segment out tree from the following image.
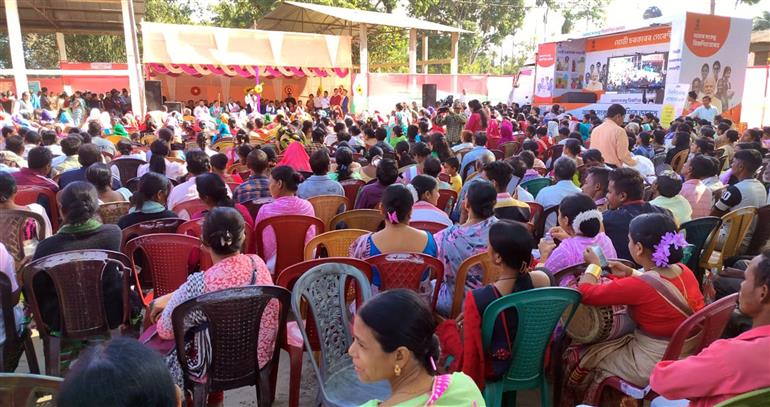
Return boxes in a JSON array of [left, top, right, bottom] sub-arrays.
[[754, 11, 770, 31]]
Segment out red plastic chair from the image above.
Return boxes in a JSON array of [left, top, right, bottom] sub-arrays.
[[365, 253, 444, 311], [175, 219, 214, 271], [589, 293, 739, 406], [241, 197, 274, 221], [14, 186, 60, 232], [340, 179, 365, 208], [436, 189, 458, 214], [123, 233, 201, 308], [120, 217, 184, 249], [274, 258, 373, 407], [254, 215, 325, 276], [171, 199, 208, 220], [409, 221, 448, 235]]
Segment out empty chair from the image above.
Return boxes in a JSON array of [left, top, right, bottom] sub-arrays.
[[307, 195, 348, 231]]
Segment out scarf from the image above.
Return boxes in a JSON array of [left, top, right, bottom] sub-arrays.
[[128, 201, 166, 214], [57, 218, 102, 235]]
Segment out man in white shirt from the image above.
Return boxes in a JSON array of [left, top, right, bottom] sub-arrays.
[[688, 95, 720, 123], [193, 100, 210, 121], [166, 150, 212, 215], [320, 91, 331, 110], [313, 93, 323, 110]]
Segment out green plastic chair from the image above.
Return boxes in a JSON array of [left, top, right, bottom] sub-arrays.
[[714, 386, 770, 406], [481, 287, 581, 407], [520, 178, 552, 199]]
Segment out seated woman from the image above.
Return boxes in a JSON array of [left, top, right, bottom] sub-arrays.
[[190, 172, 254, 229], [409, 175, 452, 227], [564, 212, 705, 404], [355, 158, 400, 210], [86, 163, 132, 203], [117, 172, 178, 229], [437, 220, 551, 389], [137, 140, 187, 181], [350, 184, 438, 290], [351, 289, 484, 406], [0, 171, 52, 237], [150, 207, 277, 394], [357, 146, 382, 183], [434, 182, 499, 316], [329, 147, 362, 181], [537, 193, 617, 277], [276, 141, 311, 173], [254, 165, 316, 273], [32, 182, 134, 332]]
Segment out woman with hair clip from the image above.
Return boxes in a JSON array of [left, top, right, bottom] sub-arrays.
[[562, 212, 705, 405], [351, 289, 484, 406], [137, 139, 187, 180], [537, 193, 617, 276], [350, 184, 439, 289], [190, 172, 254, 229], [117, 172, 176, 229], [409, 174, 452, 227], [149, 207, 276, 405], [329, 147, 361, 181], [436, 220, 551, 389]]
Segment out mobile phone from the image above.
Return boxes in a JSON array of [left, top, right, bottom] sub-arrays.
[[589, 245, 609, 272]]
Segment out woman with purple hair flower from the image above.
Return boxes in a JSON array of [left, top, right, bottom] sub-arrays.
[[561, 212, 705, 405]]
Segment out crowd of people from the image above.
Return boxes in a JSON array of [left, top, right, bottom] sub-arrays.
[[1, 85, 769, 407]]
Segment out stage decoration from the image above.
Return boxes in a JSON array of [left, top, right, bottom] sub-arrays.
[[190, 86, 201, 96], [147, 63, 350, 79]]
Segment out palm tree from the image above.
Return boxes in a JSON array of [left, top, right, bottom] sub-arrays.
[[754, 11, 770, 31]]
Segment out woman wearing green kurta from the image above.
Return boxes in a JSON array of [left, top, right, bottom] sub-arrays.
[[350, 289, 484, 406]]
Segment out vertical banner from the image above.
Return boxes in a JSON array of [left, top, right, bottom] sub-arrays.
[[533, 42, 556, 103], [661, 83, 689, 125]]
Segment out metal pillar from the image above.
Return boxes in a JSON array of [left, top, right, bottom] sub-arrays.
[[422, 33, 429, 74], [4, 0, 28, 95], [121, 0, 146, 114]]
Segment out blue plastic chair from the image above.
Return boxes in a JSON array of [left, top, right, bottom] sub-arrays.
[[291, 263, 390, 406], [481, 287, 582, 407]]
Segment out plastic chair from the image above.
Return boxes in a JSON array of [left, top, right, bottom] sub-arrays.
[[98, 201, 131, 225], [0, 373, 62, 406], [482, 287, 582, 407], [108, 158, 146, 186], [438, 173, 450, 183], [227, 163, 247, 175], [700, 207, 757, 271], [291, 263, 390, 406], [500, 141, 521, 158], [171, 199, 208, 220], [714, 386, 770, 406], [175, 219, 215, 270], [491, 149, 505, 161], [409, 220, 448, 235], [0, 273, 39, 373], [0, 209, 47, 263], [340, 179, 365, 209], [123, 233, 201, 308], [436, 189, 458, 214], [255, 215, 324, 275], [526, 202, 544, 236], [679, 216, 722, 283], [241, 197, 274, 221], [212, 139, 235, 152], [449, 251, 503, 318], [534, 205, 560, 241], [276, 258, 373, 407], [172, 285, 290, 407], [22, 250, 132, 376], [120, 217, 184, 248], [520, 178, 552, 199], [329, 209, 383, 232], [308, 195, 349, 231], [123, 176, 141, 193], [747, 204, 770, 255], [14, 186, 60, 232], [365, 253, 444, 311], [671, 149, 689, 174], [303, 229, 368, 260], [591, 293, 739, 405]]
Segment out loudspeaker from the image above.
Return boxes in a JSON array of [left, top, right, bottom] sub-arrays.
[[422, 84, 437, 108], [145, 80, 163, 111], [164, 101, 183, 113]]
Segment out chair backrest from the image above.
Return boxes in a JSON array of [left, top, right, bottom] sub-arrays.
[[449, 251, 503, 318], [212, 139, 235, 152], [124, 176, 141, 193], [290, 263, 372, 393], [714, 386, 770, 407], [124, 233, 200, 302], [437, 173, 450, 183], [0, 373, 62, 406], [481, 287, 581, 389], [500, 141, 521, 158], [520, 177, 552, 199], [330, 209, 383, 232], [680, 216, 722, 279], [340, 179, 365, 209], [0, 209, 46, 263], [715, 207, 757, 261], [671, 149, 690, 173], [255, 215, 324, 275], [241, 197, 274, 220], [14, 185, 60, 232], [490, 149, 505, 161], [409, 221, 448, 235], [98, 201, 131, 225], [171, 285, 290, 395], [171, 199, 208, 220], [22, 251, 131, 338], [534, 204, 560, 241], [308, 195, 349, 231], [120, 217, 184, 248], [661, 293, 738, 361], [747, 204, 770, 255], [0, 273, 20, 365], [227, 163, 247, 175], [303, 229, 368, 260], [175, 219, 215, 270], [365, 253, 444, 311], [226, 181, 241, 192], [108, 158, 146, 186], [526, 202, 544, 236], [436, 189, 458, 214]]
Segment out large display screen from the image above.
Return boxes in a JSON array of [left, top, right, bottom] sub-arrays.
[[606, 53, 667, 92]]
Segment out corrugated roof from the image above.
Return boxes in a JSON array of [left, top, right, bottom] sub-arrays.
[[256, 1, 469, 35], [0, 0, 144, 34]]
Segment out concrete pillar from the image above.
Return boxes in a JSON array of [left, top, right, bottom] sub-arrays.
[[4, 0, 28, 95], [422, 33, 429, 74], [357, 24, 368, 113], [358, 24, 368, 74], [55, 32, 67, 62], [121, 0, 146, 114], [408, 28, 417, 74], [450, 32, 459, 94]]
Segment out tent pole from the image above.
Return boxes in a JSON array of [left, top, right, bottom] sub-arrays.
[[4, 0, 28, 96]]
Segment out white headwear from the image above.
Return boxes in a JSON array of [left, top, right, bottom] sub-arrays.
[[572, 209, 603, 235]]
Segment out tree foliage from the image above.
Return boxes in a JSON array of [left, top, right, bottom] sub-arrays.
[[754, 11, 770, 31]]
